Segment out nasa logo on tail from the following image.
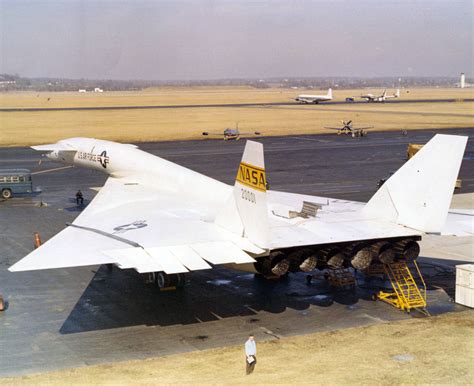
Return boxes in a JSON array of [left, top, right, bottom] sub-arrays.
[[236, 162, 266, 192]]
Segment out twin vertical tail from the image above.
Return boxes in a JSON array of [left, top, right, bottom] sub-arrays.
[[215, 141, 269, 249], [217, 134, 467, 248], [363, 134, 467, 233]]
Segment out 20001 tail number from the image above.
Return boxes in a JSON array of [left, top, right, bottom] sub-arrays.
[[241, 188, 256, 203]]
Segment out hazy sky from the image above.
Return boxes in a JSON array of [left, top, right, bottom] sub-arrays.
[[1, 0, 472, 80]]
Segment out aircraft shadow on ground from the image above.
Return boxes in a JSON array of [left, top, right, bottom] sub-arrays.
[[59, 266, 376, 334]]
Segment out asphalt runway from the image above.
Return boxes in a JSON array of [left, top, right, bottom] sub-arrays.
[[0, 128, 473, 377], [1, 98, 473, 112]]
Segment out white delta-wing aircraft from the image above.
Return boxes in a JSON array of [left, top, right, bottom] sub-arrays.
[[359, 89, 400, 102], [9, 135, 471, 289], [295, 88, 333, 104]]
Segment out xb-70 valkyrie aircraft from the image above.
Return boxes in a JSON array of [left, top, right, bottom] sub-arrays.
[[9, 135, 471, 289]]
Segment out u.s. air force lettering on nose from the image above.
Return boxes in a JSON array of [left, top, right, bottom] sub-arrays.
[[77, 150, 109, 169]]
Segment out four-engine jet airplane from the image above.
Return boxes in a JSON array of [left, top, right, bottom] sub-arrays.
[[324, 120, 374, 137], [202, 123, 261, 141], [295, 88, 333, 104], [9, 135, 471, 289], [358, 89, 400, 103]]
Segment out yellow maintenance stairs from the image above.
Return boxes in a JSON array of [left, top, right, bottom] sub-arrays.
[[377, 261, 428, 314]]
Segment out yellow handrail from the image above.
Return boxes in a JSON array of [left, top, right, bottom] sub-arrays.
[[413, 260, 427, 303]]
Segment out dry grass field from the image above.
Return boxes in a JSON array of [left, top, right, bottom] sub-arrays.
[[0, 87, 473, 146], [3, 310, 473, 385]]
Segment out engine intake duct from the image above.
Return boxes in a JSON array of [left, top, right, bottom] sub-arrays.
[[320, 248, 344, 269], [347, 244, 374, 270], [393, 240, 420, 261], [371, 242, 395, 265]]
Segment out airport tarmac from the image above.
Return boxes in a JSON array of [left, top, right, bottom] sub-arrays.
[[0, 128, 473, 377]]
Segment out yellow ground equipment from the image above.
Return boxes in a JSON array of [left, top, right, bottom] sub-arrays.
[[377, 261, 427, 313], [406, 143, 424, 159]]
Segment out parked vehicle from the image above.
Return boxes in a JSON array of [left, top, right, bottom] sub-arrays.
[[0, 169, 34, 199]]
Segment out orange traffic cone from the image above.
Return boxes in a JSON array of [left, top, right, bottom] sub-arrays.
[[34, 232, 42, 248]]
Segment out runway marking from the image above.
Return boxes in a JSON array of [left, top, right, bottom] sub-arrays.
[[288, 136, 322, 142], [210, 311, 223, 320], [0, 158, 52, 163], [260, 326, 282, 339], [245, 305, 259, 314], [31, 166, 74, 175]]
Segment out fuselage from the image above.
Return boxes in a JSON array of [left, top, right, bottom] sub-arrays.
[[360, 89, 399, 102], [295, 89, 333, 104], [46, 137, 232, 203], [223, 129, 240, 140]]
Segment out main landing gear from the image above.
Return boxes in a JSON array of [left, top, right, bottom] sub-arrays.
[[146, 272, 186, 290]]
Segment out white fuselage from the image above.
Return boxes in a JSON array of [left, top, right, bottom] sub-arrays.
[[295, 88, 333, 104], [360, 89, 399, 103], [47, 137, 232, 204]]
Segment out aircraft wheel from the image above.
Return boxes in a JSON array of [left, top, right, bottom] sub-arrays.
[[173, 273, 186, 288], [155, 272, 186, 289], [1, 189, 12, 199], [156, 272, 171, 288]]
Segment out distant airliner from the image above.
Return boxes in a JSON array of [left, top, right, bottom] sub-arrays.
[[295, 88, 333, 104], [358, 89, 400, 103]]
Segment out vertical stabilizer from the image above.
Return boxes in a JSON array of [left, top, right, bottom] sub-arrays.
[[233, 141, 269, 248], [214, 141, 270, 248], [363, 134, 467, 233], [327, 88, 333, 99]]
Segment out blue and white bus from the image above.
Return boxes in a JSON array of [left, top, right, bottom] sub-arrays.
[[0, 169, 34, 199]]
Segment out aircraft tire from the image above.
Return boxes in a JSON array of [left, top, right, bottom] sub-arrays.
[[155, 272, 186, 289], [156, 272, 171, 288]]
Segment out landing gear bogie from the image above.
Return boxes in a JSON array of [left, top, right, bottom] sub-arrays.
[[155, 272, 186, 290]]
